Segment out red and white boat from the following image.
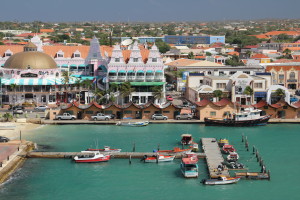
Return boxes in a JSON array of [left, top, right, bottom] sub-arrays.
[[202, 176, 241, 185], [86, 146, 121, 153], [157, 147, 192, 154], [181, 153, 199, 178], [142, 154, 175, 163], [181, 134, 193, 145], [73, 151, 111, 163], [222, 145, 236, 154], [227, 152, 239, 162]]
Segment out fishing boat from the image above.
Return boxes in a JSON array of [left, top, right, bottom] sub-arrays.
[[227, 152, 239, 162], [73, 151, 110, 163], [141, 154, 175, 163], [86, 146, 121, 153], [181, 134, 193, 145], [218, 139, 229, 147], [116, 121, 149, 127], [181, 153, 199, 178], [222, 145, 236, 154], [157, 147, 192, 154], [202, 176, 240, 185], [204, 108, 271, 127]]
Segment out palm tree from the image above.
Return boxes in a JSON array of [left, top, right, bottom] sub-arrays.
[[213, 90, 223, 101], [275, 88, 285, 101], [3, 112, 13, 122], [283, 48, 292, 59], [61, 71, 71, 89], [92, 88, 104, 103], [119, 82, 135, 104], [243, 86, 254, 96], [151, 86, 163, 103], [10, 83, 18, 106]]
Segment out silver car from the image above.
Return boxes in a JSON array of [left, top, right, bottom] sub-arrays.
[[175, 113, 193, 120], [151, 114, 168, 120]]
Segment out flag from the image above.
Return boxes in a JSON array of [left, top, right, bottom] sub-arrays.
[[92, 78, 97, 84]]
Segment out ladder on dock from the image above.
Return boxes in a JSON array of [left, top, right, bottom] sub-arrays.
[[201, 138, 230, 178]]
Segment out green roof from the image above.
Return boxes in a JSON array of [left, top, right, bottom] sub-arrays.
[[109, 70, 117, 73], [146, 70, 153, 73], [137, 70, 144, 73], [119, 70, 126, 73], [128, 70, 134, 73]]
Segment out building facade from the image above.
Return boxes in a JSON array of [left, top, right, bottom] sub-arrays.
[[164, 35, 225, 44]]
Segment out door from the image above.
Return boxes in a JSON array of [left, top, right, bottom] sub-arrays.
[[277, 111, 286, 119], [241, 98, 246, 105]]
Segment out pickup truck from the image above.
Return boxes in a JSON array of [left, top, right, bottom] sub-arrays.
[[91, 113, 110, 121], [175, 113, 193, 120], [55, 113, 76, 120]]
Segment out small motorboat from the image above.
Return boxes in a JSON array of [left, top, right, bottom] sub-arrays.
[[73, 151, 110, 163], [202, 176, 240, 185], [191, 143, 199, 152], [181, 134, 193, 145], [222, 145, 236, 154], [116, 121, 149, 127], [86, 146, 122, 153], [218, 139, 229, 147], [157, 147, 192, 154], [222, 161, 245, 169], [227, 152, 239, 162], [181, 153, 199, 178], [141, 154, 175, 163]]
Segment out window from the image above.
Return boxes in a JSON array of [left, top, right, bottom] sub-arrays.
[[230, 71, 236, 75], [283, 106, 288, 109], [290, 72, 295, 79], [279, 74, 284, 79], [163, 111, 170, 113], [263, 106, 268, 109], [144, 111, 151, 113], [243, 71, 250, 74], [41, 95, 46, 102], [115, 58, 120, 62], [133, 58, 138, 62], [216, 83, 226, 89], [104, 110, 113, 114], [74, 54, 80, 57], [199, 80, 203, 84], [5, 53, 11, 57], [49, 95, 56, 102], [210, 111, 216, 116], [152, 58, 157, 62], [124, 110, 132, 114], [254, 83, 263, 88], [57, 54, 63, 57], [85, 111, 94, 114]]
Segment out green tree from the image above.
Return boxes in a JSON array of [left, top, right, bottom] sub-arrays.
[[275, 88, 285, 101], [205, 52, 212, 56], [283, 48, 292, 59], [10, 83, 18, 105], [3, 112, 13, 122], [244, 86, 254, 96], [213, 90, 223, 101], [187, 52, 195, 59], [155, 39, 170, 53], [61, 71, 71, 89], [119, 82, 135, 104], [151, 86, 163, 102], [225, 55, 245, 66]]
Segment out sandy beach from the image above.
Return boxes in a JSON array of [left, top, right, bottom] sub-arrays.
[[0, 123, 42, 140]]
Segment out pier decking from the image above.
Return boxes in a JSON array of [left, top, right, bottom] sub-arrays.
[[27, 151, 206, 159], [201, 138, 230, 178]]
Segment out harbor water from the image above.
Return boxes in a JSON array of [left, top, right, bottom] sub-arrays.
[[1, 124, 300, 200]]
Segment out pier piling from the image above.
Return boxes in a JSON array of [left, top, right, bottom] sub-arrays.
[[242, 134, 244, 142], [253, 146, 255, 154], [129, 155, 132, 164], [132, 142, 136, 152]]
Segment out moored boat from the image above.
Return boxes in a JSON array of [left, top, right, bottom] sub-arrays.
[[218, 139, 229, 147], [202, 176, 240, 185], [181, 134, 193, 145], [116, 121, 149, 127], [222, 145, 236, 154], [157, 147, 192, 154], [204, 108, 271, 127], [181, 153, 199, 178], [227, 152, 239, 162], [73, 151, 110, 163], [86, 146, 121, 153], [191, 143, 199, 152], [141, 154, 175, 163]]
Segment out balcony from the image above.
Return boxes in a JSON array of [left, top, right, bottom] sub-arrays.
[[117, 75, 126, 82], [287, 79, 297, 82], [136, 75, 145, 82], [109, 75, 117, 82], [154, 76, 164, 81], [146, 75, 154, 81], [128, 76, 135, 81]]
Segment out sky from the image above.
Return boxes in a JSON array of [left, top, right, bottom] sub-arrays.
[[1, 0, 300, 22]]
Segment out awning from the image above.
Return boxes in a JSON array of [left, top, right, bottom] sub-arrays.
[[128, 70, 134, 73], [118, 70, 126, 73], [80, 76, 94, 81], [156, 70, 163, 73], [70, 64, 77, 67], [146, 70, 153, 73], [137, 70, 144, 73], [71, 74, 81, 78], [79, 64, 86, 67], [130, 82, 164, 86], [254, 92, 267, 98], [109, 70, 117, 73], [61, 64, 68, 68], [1, 77, 77, 85]]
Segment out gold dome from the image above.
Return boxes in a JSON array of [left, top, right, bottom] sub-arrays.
[[3, 51, 57, 70]]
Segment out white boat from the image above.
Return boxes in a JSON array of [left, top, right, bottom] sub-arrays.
[[181, 134, 193, 145], [181, 153, 199, 178], [202, 176, 241, 185], [227, 152, 239, 162], [142, 154, 175, 163], [73, 151, 110, 163], [116, 121, 149, 127], [191, 143, 199, 152], [86, 146, 122, 153]]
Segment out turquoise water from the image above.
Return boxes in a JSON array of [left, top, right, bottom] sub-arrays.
[[1, 124, 300, 200]]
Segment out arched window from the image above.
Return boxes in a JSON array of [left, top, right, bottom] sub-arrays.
[[290, 72, 295, 79], [56, 72, 59, 77]]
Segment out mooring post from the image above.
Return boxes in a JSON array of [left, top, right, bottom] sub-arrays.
[[267, 170, 271, 180], [253, 146, 255, 154], [242, 134, 244, 142], [157, 144, 160, 151], [132, 142, 136, 152], [129, 155, 132, 164]]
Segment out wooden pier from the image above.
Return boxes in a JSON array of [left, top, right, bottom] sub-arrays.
[[201, 138, 230, 178], [27, 151, 206, 159]]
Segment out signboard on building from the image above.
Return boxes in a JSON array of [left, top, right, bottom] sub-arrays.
[[182, 71, 189, 83], [21, 73, 38, 78]]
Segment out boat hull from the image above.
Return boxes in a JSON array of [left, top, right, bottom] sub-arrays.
[[74, 155, 110, 163], [204, 115, 271, 127], [203, 177, 240, 185], [181, 163, 199, 178], [144, 156, 175, 163]]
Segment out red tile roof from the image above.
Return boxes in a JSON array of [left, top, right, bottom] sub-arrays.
[[214, 98, 232, 107], [195, 98, 211, 107], [252, 100, 268, 108], [250, 53, 270, 59]]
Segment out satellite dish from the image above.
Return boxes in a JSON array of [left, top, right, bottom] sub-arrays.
[[121, 39, 133, 46]]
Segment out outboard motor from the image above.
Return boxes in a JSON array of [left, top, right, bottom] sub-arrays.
[[140, 155, 147, 161]]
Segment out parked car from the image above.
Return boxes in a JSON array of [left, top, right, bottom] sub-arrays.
[[166, 95, 173, 101], [152, 114, 168, 120], [13, 108, 24, 115], [0, 136, 9, 142], [9, 106, 24, 110], [34, 105, 49, 112], [91, 113, 111, 121], [175, 113, 193, 120], [55, 113, 76, 120]]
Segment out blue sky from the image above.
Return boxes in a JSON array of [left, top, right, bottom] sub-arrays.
[[1, 0, 300, 22]]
